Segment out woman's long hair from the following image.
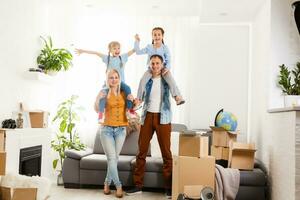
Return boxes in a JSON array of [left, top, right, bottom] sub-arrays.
[[106, 69, 121, 98]]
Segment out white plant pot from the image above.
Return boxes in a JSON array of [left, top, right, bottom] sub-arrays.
[[46, 70, 58, 76], [284, 95, 300, 107]]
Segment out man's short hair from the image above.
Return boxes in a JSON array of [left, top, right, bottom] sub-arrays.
[[150, 54, 163, 63]]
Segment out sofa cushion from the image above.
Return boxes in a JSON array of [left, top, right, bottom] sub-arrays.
[[80, 154, 135, 171], [120, 131, 151, 156], [131, 156, 163, 172], [240, 168, 267, 186], [93, 129, 151, 156], [65, 148, 93, 160], [93, 129, 104, 154]]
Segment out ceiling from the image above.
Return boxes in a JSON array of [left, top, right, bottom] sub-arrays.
[[81, 0, 266, 22]]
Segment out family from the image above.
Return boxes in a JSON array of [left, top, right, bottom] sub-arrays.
[[75, 27, 185, 198]]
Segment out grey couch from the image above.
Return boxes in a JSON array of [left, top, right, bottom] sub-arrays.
[[62, 126, 268, 200], [62, 128, 165, 188]]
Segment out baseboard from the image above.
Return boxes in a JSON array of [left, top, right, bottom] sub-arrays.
[[64, 183, 80, 188]]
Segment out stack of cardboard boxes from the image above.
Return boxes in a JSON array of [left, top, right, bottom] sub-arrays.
[[172, 132, 215, 200], [0, 129, 37, 200], [210, 126, 256, 170]]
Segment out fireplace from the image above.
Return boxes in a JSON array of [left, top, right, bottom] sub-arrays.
[[19, 145, 42, 176]]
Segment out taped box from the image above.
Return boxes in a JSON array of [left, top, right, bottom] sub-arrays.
[[179, 133, 209, 158], [172, 156, 215, 200], [211, 145, 229, 160], [29, 111, 49, 128], [210, 126, 238, 147], [228, 142, 256, 170], [0, 186, 37, 200]]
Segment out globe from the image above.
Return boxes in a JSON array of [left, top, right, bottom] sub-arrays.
[[214, 109, 238, 131]]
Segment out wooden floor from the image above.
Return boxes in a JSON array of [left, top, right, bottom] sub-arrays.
[[48, 184, 166, 200]]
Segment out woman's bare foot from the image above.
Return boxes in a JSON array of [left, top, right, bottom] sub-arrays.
[[116, 187, 123, 198], [103, 184, 111, 195]]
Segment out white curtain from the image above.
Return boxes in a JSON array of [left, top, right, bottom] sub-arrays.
[[62, 15, 198, 148]]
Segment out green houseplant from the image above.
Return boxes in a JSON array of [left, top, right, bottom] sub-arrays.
[[278, 62, 300, 106], [51, 95, 85, 184], [37, 36, 73, 74]]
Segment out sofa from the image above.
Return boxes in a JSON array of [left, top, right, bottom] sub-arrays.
[[62, 128, 163, 188], [62, 125, 269, 200]]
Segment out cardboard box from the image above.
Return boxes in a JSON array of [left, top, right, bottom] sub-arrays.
[[0, 186, 37, 200], [29, 111, 49, 128], [0, 129, 5, 151], [228, 142, 256, 170], [211, 145, 229, 160], [179, 134, 209, 157], [210, 126, 238, 147], [172, 156, 215, 200], [183, 185, 204, 199], [0, 151, 6, 175]]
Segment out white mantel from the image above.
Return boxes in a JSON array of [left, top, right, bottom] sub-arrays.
[[4, 128, 52, 178], [268, 107, 300, 199]]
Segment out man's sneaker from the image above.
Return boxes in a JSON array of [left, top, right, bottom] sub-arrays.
[[126, 186, 142, 195], [165, 189, 172, 199]]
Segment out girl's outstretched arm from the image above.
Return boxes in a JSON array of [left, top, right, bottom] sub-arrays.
[[134, 34, 148, 55], [127, 49, 135, 57], [75, 48, 105, 58]]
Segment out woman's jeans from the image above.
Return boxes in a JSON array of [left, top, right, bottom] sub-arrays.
[[100, 126, 126, 187]]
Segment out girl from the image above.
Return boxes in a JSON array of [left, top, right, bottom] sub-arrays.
[[98, 69, 128, 198], [134, 27, 185, 106], [75, 41, 137, 122]]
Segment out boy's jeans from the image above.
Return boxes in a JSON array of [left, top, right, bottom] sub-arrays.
[[100, 126, 126, 187]]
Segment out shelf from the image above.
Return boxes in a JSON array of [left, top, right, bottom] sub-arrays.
[[23, 71, 54, 83]]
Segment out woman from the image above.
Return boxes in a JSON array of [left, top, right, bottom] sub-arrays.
[[96, 69, 128, 198]]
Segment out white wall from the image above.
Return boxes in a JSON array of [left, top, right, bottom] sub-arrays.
[[0, 1, 251, 155], [188, 24, 249, 141], [250, 0, 300, 199], [0, 0, 69, 122], [269, 0, 300, 108]]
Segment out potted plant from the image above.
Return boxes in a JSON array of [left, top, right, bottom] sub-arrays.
[[51, 95, 85, 185], [37, 36, 73, 75], [278, 62, 300, 107]]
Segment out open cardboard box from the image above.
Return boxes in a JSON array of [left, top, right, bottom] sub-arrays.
[[29, 111, 49, 128], [210, 126, 238, 147], [172, 156, 215, 200], [228, 142, 256, 170], [179, 133, 209, 158], [0, 186, 37, 200]]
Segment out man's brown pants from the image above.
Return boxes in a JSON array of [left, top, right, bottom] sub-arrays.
[[133, 112, 172, 189]]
